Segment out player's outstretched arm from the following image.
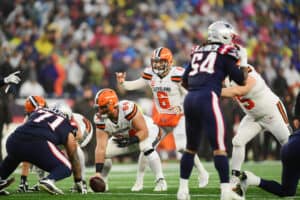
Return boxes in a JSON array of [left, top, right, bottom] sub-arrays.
[[221, 76, 256, 97], [116, 72, 147, 90]]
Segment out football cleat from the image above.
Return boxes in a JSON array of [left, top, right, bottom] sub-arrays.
[[198, 171, 209, 188], [131, 181, 143, 192], [0, 177, 15, 191], [154, 178, 167, 192], [177, 189, 190, 200], [239, 171, 259, 195], [221, 188, 244, 200], [39, 178, 63, 195], [231, 175, 243, 196], [17, 181, 29, 192], [0, 190, 9, 195]]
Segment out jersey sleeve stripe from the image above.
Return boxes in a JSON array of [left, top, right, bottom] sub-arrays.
[[171, 76, 182, 82], [125, 104, 138, 120], [276, 101, 289, 124], [83, 117, 92, 133], [142, 72, 152, 80], [218, 45, 232, 54], [96, 124, 105, 129]]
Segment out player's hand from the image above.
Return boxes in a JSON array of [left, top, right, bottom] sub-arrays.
[[73, 180, 88, 194], [113, 137, 130, 147], [168, 106, 182, 115], [4, 71, 21, 84], [115, 72, 126, 84]]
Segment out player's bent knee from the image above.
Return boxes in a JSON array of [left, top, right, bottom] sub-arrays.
[[281, 189, 296, 197], [232, 137, 245, 147]]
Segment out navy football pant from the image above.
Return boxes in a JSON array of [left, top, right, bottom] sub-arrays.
[[0, 135, 71, 181], [259, 139, 300, 196]]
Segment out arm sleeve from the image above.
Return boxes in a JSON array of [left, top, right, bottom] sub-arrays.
[[223, 55, 245, 85], [121, 78, 148, 91]]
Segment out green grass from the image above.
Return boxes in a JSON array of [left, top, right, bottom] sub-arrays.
[[2, 160, 300, 199]]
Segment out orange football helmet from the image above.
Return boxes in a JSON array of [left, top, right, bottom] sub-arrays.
[[151, 47, 173, 77], [24, 96, 47, 114], [94, 88, 119, 116]]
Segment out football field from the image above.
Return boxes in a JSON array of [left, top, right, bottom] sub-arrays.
[[2, 160, 300, 200]]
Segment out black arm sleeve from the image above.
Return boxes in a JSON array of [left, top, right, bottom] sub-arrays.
[[223, 55, 246, 85]]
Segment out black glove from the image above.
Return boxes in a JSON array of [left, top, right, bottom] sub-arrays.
[[113, 136, 139, 148]]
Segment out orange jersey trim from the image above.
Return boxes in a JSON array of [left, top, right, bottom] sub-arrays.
[[142, 72, 152, 80], [125, 104, 138, 120]]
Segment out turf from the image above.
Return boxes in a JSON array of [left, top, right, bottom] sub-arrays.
[[2, 160, 299, 199]]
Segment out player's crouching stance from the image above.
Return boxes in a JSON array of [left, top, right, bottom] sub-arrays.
[[91, 88, 166, 192], [0, 106, 87, 195]]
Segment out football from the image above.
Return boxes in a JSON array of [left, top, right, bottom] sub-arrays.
[[89, 176, 106, 192]]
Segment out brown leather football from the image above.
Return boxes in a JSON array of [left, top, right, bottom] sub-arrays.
[[89, 176, 106, 192]]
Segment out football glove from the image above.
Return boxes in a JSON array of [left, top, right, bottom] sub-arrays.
[[168, 106, 182, 115], [237, 46, 248, 67], [113, 136, 139, 148], [4, 71, 21, 84], [73, 180, 87, 194]]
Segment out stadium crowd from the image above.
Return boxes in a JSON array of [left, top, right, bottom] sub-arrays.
[[0, 0, 299, 164]]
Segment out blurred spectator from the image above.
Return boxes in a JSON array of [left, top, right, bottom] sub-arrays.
[[19, 70, 45, 97]]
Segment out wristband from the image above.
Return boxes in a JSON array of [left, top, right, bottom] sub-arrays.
[[95, 163, 104, 173]]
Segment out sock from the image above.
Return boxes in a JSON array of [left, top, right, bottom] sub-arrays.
[[135, 152, 147, 184], [178, 178, 189, 192], [232, 169, 241, 177], [214, 155, 229, 183], [146, 150, 164, 180], [102, 159, 112, 179], [231, 145, 245, 173], [77, 147, 86, 180], [180, 152, 195, 179]]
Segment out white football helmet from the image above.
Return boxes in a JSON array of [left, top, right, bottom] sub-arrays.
[[73, 113, 93, 147], [54, 103, 73, 120], [207, 21, 237, 45]]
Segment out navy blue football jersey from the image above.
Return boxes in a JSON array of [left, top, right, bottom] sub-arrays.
[[183, 43, 245, 96], [14, 107, 77, 145]]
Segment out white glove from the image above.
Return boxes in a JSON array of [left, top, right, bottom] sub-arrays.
[[4, 71, 21, 84], [115, 72, 126, 84], [73, 180, 88, 194], [238, 46, 248, 67]]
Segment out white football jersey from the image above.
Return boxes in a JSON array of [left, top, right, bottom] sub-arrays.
[[94, 100, 157, 138], [226, 66, 281, 119], [142, 66, 185, 114]]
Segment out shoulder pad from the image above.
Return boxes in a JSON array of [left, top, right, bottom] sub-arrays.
[[142, 67, 153, 80], [218, 44, 239, 59], [119, 100, 138, 121], [171, 67, 184, 82]]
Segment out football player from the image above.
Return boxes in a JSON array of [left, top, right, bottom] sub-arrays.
[[92, 88, 167, 191], [177, 21, 248, 200], [0, 105, 86, 195], [239, 128, 300, 197], [18, 96, 48, 192], [222, 63, 291, 195], [116, 47, 209, 191]]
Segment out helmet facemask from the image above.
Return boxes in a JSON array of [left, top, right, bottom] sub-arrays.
[[151, 58, 171, 77]]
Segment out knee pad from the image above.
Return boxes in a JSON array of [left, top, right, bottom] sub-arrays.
[[232, 136, 245, 147]]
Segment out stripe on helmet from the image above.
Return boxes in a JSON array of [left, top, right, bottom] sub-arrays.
[[154, 47, 163, 58], [29, 96, 39, 108]]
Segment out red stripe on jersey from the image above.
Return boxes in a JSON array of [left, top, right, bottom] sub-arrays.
[[96, 124, 105, 129], [125, 104, 137, 120], [171, 76, 182, 82], [218, 44, 233, 54], [142, 72, 152, 80]]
